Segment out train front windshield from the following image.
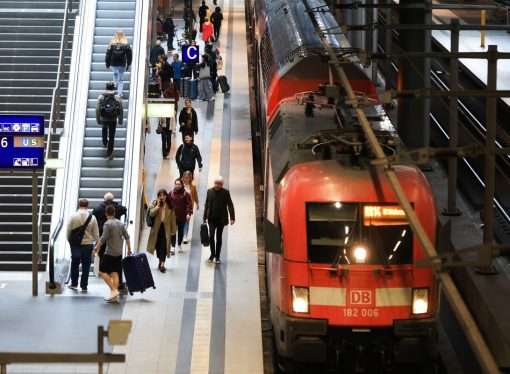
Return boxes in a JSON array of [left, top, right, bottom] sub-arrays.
[[306, 202, 413, 265]]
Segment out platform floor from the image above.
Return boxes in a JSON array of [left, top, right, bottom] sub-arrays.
[[0, 0, 263, 372], [432, 4, 510, 105]]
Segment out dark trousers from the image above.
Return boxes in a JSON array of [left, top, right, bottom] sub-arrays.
[[102, 122, 117, 156], [178, 167, 194, 178], [214, 24, 221, 40], [199, 17, 205, 32], [70, 244, 93, 288], [171, 219, 186, 247], [161, 126, 171, 156], [167, 32, 174, 50], [208, 222, 225, 260], [155, 223, 167, 261], [211, 72, 218, 93]]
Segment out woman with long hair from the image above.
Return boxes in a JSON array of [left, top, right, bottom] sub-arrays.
[[178, 98, 198, 141], [105, 30, 132, 98], [169, 178, 192, 253], [147, 189, 176, 272], [181, 171, 199, 244]]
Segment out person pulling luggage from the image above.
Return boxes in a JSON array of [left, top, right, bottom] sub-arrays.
[[93, 205, 132, 302]]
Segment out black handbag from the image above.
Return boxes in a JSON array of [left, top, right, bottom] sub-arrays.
[[68, 214, 93, 246], [200, 223, 210, 247], [146, 207, 154, 227]]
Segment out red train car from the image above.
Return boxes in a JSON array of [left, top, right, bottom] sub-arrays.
[[263, 100, 438, 371]]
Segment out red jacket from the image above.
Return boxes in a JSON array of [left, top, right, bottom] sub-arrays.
[[202, 22, 213, 42], [170, 188, 192, 221]]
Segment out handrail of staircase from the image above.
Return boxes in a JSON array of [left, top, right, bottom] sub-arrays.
[[37, 0, 74, 263], [121, 0, 151, 249], [47, 218, 63, 288]]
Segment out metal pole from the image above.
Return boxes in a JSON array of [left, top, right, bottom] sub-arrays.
[[1, 363, 6, 374], [481, 10, 486, 48], [384, 0, 392, 91], [97, 326, 104, 374], [479, 45, 498, 274], [32, 172, 38, 297], [443, 19, 461, 216]]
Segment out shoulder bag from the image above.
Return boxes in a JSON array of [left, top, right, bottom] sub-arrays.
[[199, 64, 211, 80], [68, 214, 93, 246]]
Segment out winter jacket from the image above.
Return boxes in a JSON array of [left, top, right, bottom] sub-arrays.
[[96, 90, 124, 125], [202, 22, 213, 42], [158, 62, 173, 84], [211, 11, 223, 26], [163, 17, 175, 34], [105, 43, 132, 68], [203, 188, 235, 226], [178, 107, 198, 134], [170, 188, 193, 221], [92, 200, 128, 233], [176, 143, 203, 171]]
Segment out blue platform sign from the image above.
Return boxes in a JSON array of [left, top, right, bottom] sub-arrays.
[[0, 115, 44, 169], [182, 45, 200, 64]]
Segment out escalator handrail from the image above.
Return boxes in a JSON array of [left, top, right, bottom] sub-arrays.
[[48, 218, 64, 288]]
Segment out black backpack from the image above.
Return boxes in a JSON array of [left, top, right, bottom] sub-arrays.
[[110, 43, 126, 65], [101, 94, 120, 119]]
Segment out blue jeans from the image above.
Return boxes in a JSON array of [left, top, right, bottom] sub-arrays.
[[112, 66, 125, 97], [70, 244, 93, 288], [183, 219, 190, 238]]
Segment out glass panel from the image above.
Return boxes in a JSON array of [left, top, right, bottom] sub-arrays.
[[306, 203, 413, 265]]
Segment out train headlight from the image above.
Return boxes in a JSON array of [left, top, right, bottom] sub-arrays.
[[412, 288, 429, 315], [291, 286, 309, 314], [353, 246, 367, 263]]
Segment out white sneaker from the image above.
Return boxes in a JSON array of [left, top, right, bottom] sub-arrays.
[[68, 284, 77, 290], [183, 237, 188, 244], [178, 245, 183, 253], [105, 290, 120, 301]]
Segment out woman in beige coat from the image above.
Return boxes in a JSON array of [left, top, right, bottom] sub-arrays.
[[147, 189, 177, 272]]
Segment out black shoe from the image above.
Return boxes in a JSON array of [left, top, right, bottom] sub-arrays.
[[81, 287, 88, 292], [215, 258, 222, 264], [159, 265, 166, 273], [208, 256, 214, 263]]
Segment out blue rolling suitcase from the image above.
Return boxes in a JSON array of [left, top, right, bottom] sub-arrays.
[[121, 253, 155, 295], [189, 79, 198, 100]]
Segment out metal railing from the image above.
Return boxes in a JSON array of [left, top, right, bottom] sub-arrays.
[[37, 0, 75, 264]]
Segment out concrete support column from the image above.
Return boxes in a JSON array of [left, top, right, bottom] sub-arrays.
[[397, 0, 432, 149]]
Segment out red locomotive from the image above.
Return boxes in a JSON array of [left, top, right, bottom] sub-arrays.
[[253, 0, 439, 371]]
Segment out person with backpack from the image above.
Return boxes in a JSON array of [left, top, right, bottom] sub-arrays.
[[66, 198, 100, 291], [198, 1, 209, 33], [96, 81, 123, 160], [105, 30, 132, 98], [211, 7, 223, 40], [175, 134, 203, 178], [162, 14, 175, 51]]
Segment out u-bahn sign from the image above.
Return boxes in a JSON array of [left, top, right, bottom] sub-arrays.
[[0, 115, 44, 169]]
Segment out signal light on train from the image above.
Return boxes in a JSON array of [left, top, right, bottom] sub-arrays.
[[353, 246, 367, 264], [291, 286, 309, 314], [334, 201, 342, 209], [412, 288, 429, 315]]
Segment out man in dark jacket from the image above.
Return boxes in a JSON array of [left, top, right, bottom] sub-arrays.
[[162, 14, 175, 51], [150, 39, 165, 76], [198, 1, 209, 33], [175, 134, 203, 178], [92, 192, 128, 291], [96, 82, 123, 160], [203, 176, 235, 264]]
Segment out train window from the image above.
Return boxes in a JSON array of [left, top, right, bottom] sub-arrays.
[[306, 203, 413, 265]]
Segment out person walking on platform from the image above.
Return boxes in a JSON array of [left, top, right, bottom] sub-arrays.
[[105, 30, 132, 98], [197, 54, 214, 101], [182, 170, 199, 244], [203, 176, 235, 264], [169, 178, 193, 254], [198, 0, 209, 33], [178, 98, 198, 141], [163, 14, 175, 51], [157, 54, 173, 92], [202, 17, 214, 43], [93, 205, 132, 302], [66, 198, 99, 291], [147, 189, 177, 272], [183, 7, 196, 39], [149, 39, 165, 76], [163, 81, 180, 136], [171, 53, 184, 92], [211, 7, 223, 40], [96, 81, 123, 161], [205, 48, 218, 94], [176, 134, 203, 178]]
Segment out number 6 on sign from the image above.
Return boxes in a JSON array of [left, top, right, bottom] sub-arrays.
[[1, 137, 7, 148]]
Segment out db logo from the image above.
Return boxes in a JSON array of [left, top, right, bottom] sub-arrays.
[[349, 290, 373, 306]]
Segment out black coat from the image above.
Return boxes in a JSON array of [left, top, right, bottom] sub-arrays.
[[92, 200, 128, 233], [163, 17, 175, 33], [150, 45, 165, 66], [176, 143, 203, 171], [158, 62, 173, 82], [105, 44, 133, 68], [178, 107, 198, 135], [203, 188, 235, 226], [211, 11, 223, 26]]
